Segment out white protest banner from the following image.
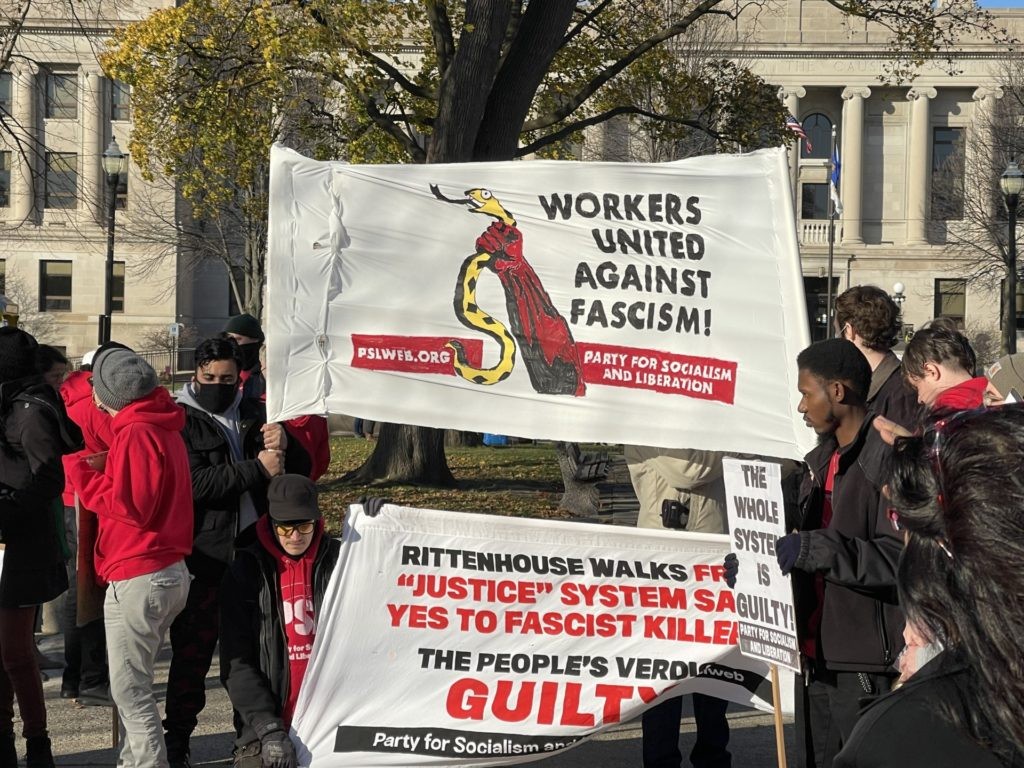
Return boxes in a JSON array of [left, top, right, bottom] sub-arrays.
[[722, 458, 799, 673], [266, 146, 813, 459], [291, 505, 775, 767]]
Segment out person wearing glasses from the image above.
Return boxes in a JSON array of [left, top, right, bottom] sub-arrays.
[[165, 338, 311, 768], [220, 475, 339, 768], [835, 407, 1024, 767], [779, 338, 904, 768]]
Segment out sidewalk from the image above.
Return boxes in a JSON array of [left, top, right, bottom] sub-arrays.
[[36, 633, 234, 767], [36, 630, 792, 767]]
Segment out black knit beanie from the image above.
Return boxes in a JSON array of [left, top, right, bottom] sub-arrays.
[[222, 314, 265, 343], [0, 327, 39, 383]]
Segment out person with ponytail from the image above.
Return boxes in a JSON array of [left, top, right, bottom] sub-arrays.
[[836, 406, 1024, 767]]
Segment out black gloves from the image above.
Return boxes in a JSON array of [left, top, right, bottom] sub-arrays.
[[775, 532, 803, 575], [359, 496, 391, 517], [258, 726, 297, 768], [723, 553, 738, 589]]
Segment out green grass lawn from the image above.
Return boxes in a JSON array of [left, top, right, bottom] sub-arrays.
[[317, 436, 579, 532]]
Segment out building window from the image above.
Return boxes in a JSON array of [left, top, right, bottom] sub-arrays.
[[801, 183, 829, 220], [931, 127, 964, 220], [113, 261, 125, 313], [0, 151, 9, 207], [45, 73, 78, 119], [0, 72, 11, 113], [934, 278, 967, 324], [227, 264, 246, 316], [804, 276, 840, 342], [39, 261, 72, 311], [45, 152, 77, 209], [110, 80, 131, 121], [801, 113, 832, 160]]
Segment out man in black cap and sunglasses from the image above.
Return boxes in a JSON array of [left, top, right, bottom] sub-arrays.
[[219, 475, 339, 768]]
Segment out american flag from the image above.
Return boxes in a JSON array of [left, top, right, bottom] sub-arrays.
[[785, 114, 811, 153]]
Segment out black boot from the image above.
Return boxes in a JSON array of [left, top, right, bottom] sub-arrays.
[[25, 735, 54, 768], [0, 732, 16, 768]]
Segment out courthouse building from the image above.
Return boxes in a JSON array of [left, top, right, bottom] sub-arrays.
[[739, 0, 1024, 344], [2, 0, 1023, 355]]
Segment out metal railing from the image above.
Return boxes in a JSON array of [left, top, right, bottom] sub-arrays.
[[68, 348, 196, 384]]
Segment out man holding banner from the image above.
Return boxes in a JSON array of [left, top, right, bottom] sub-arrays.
[[780, 339, 903, 768]]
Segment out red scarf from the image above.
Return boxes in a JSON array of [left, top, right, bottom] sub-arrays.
[[932, 376, 987, 411], [256, 516, 324, 725]]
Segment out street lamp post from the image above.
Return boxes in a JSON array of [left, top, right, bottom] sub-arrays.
[[100, 138, 127, 344], [1001, 160, 1024, 355]]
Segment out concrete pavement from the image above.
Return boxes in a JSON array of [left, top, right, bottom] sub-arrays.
[[34, 632, 793, 767]]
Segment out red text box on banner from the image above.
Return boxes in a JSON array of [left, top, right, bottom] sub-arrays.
[[577, 342, 737, 404], [351, 335, 484, 375]]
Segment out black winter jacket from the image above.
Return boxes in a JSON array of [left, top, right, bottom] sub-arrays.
[[219, 522, 340, 746], [791, 414, 904, 673], [180, 397, 311, 579], [0, 379, 80, 607], [835, 651, 1024, 768], [867, 352, 921, 431]]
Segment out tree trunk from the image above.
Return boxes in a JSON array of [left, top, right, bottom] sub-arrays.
[[344, 423, 456, 486], [445, 430, 482, 448], [554, 442, 600, 517]]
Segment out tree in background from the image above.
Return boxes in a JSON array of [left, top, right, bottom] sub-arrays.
[[932, 57, 1024, 356], [104, 0, 1002, 487]]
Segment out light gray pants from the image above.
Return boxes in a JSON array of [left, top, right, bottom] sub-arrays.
[[105, 561, 191, 768]]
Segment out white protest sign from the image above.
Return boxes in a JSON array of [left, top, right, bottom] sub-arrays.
[[722, 458, 799, 673], [265, 145, 813, 459], [291, 505, 780, 767]]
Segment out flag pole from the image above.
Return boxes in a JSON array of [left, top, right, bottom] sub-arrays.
[[827, 126, 837, 338]]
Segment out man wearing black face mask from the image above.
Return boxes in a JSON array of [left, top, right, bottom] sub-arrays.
[[222, 313, 265, 401], [167, 337, 311, 768]]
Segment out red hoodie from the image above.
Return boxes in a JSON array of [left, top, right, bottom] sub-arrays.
[[60, 370, 115, 506], [63, 387, 193, 582]]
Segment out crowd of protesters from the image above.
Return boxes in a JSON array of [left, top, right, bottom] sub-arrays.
[[2, 289, 1024, 768]]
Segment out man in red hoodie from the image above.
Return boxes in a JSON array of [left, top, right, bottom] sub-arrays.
[[64, 348, 193, 768]]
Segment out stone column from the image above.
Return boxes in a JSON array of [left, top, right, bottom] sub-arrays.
[[779, 86, 806, 207], [81, 69, 104, 223], [10, 62, 38, 224], [840, 86, 870, 245], [905, 86, 937, 246]]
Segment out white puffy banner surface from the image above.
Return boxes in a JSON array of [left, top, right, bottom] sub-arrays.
[[291, 505, 778, 767], [266, 146, 812, 458]]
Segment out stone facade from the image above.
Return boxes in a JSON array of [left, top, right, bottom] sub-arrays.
[[0, 0, 230, 356], [738, 0, 1024, 346]]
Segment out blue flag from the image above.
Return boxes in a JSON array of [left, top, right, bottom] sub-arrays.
[[830, 145, 843, 217]]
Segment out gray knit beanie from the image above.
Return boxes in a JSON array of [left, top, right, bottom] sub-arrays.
[[92, 348, 158, 411]]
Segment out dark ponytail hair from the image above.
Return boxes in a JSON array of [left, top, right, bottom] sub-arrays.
[[889, 406, 1024, 757]]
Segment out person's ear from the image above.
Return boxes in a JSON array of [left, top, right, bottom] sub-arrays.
[[828, 379, 846, 403], [923, 362, 942, 382]]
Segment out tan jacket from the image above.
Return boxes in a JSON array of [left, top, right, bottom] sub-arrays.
[[624, 446, 728, 534]]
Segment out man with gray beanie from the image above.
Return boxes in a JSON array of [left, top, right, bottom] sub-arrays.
[[64, 348, 194, 768]]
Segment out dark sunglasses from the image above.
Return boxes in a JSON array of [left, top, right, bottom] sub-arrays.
[[273, 521, 315, 537]]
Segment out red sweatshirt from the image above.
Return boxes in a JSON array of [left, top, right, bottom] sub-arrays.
[[60, 371, 115, 506], [256, 517, 323, 725], [63, 387, 194, 582], [932, 376, 987, 412]]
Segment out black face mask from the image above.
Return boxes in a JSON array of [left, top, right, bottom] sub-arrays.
[[194, 382, 238, 414], [238, 342, 261, 372]]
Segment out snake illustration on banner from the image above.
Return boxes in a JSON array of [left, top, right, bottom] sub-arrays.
[[430, 184, 586, 397]]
